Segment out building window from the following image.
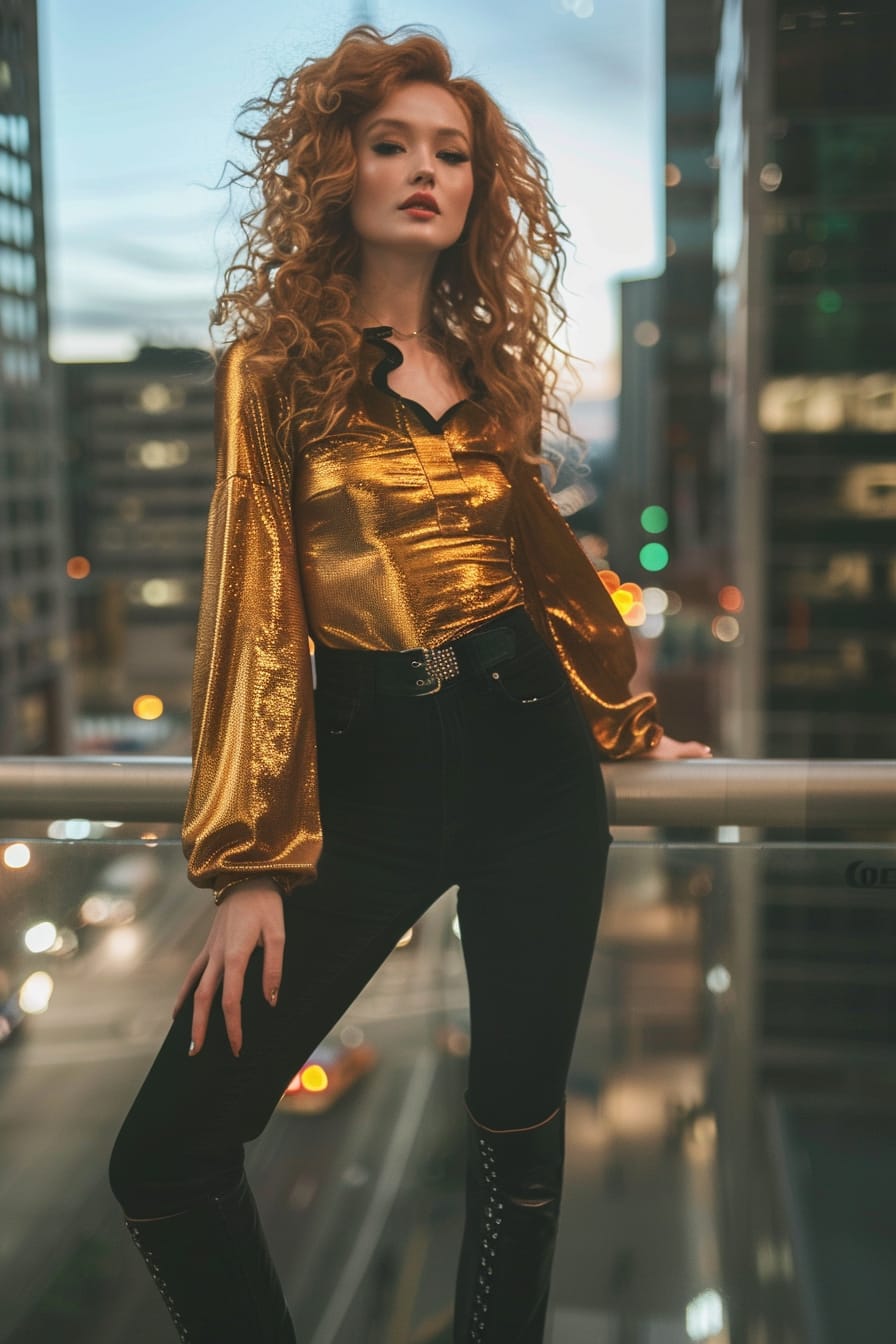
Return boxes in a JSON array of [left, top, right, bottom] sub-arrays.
[[0, 199, 33, 246], [0, 149, 31, 202], [0, 244, 37, 294], [0, 294, 37, 338], [0, 113, 30, 154], [1, 346, 39, 384]]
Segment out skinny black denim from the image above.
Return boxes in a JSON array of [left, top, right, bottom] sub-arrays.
[[109, 606, 611, 1218]]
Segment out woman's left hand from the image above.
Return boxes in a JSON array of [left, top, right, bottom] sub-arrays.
[[641, 733, 712, 760]]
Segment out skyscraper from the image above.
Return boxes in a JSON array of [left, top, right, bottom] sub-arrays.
[[716, 0, 896, 761], [712, 4, 896, 1338], [60, 345, 215, 749], [615, 0, 722, 747], [0, 0, 72, 753]]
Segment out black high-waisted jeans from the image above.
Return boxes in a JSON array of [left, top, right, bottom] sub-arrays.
[[109, 605, 611, 1218]]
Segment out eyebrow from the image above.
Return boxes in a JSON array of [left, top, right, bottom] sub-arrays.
[[365, 117, 470, 146]]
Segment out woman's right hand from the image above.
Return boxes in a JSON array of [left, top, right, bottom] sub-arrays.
[[172, 880, 286, 1058]]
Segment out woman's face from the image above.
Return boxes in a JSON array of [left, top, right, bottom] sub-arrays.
[[351, 81, 474, 256]]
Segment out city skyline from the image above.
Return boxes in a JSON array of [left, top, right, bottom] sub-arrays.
[[38, 0, 663, 398]]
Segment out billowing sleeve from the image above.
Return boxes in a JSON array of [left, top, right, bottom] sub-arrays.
[[181, 342, 321, 892], [508, 456, 664, 759]]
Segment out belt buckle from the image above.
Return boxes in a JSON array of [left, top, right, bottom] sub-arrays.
[[411, 644, 460, 695]]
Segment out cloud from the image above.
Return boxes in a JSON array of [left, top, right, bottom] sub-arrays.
[[43, 0, 661, 366]]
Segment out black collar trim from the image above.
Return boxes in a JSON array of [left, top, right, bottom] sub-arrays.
[[362, 326, 472, 435]]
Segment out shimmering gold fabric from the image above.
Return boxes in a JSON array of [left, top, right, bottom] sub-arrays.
[[182, 344, 321, 894], [507, 454, 663, 760], [182, 333, 662, 893], [295, 334, 526, 649]]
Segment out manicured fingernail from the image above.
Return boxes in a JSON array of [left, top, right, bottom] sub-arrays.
[[269, 987, 279, 1004], [188, 1040, 196, 1055]]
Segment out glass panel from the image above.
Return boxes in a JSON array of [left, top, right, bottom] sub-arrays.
[[774, 12, 896, 113], [770, 298, 896, 375], [1, 834, 893, 1342], [768, 208, 896, 287], [768, 119, 896, 200]]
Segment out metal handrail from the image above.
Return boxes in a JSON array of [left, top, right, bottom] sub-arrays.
[[0, 756, 893, 828]]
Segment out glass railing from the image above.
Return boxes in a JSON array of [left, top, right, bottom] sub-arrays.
[[0, 758, 893, 1344]]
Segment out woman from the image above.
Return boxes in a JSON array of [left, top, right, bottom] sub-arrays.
[[109, 25, 710, 1343]]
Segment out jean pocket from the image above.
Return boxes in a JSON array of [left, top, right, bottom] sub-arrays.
[[314, 688, 360, 737], [488, 641, 571, 707]]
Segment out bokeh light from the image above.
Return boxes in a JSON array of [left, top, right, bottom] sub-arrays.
[[706, 965, 732, 994], [816, 288, 843, 314], [104, 926, 143, 965], [643, 587, 669, 615], [300, 1065, 329, 1092], [639, 542, 669, 571], [66, 555, 90, 579], [3, 842, 31, 869], [46, 818, 92, 840], [133, 694, 164, 720], [24, 921, 57, 954], [712, 615, 741, 643], [633, 320, 661, 347], [140, 579, 185, 607], [139, 382, 172, 413], [641, 505, 668, 533], [718, 585, 743, 612], [19, 971, 54, 1015], [50, 928, 79, 957]]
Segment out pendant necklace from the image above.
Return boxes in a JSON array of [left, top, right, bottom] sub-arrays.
[[357, 302, 432, 340]]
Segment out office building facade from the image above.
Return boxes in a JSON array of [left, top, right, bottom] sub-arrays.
[[0, 0, 72, 753], [711, 4, 896, 1339], [615, 0, 723, 746], [716, 0, 896, 760], [61, 346, 215, 750]]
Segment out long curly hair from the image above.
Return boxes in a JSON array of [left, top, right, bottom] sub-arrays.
[[213, 24, 582, 461]]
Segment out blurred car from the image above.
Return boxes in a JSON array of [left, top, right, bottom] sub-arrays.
[[277, 1032, 378, 1115]]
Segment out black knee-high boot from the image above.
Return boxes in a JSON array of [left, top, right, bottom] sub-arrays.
[[453, 1095, 565, 1343], [124, 1173, 296, 1343]]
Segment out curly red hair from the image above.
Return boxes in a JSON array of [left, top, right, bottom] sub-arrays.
[[213, 24, 582, 460]]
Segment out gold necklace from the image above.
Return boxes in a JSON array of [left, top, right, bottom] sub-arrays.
[[357, 302, 432, 340]]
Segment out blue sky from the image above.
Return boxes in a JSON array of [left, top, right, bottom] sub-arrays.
[[38, 0, 663, 396]]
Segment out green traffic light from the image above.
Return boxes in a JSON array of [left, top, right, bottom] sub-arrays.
[[640, 542, 669, 571], [640, 505, 668, 533]]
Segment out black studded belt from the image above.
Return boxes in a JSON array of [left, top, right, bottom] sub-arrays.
[[314, 606, 533, 697]]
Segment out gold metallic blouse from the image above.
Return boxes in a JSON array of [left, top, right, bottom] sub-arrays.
[[182, 331, 662, 893]]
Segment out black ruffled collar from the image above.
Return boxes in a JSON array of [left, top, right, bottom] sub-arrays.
[[361, 326, 483, 435]]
